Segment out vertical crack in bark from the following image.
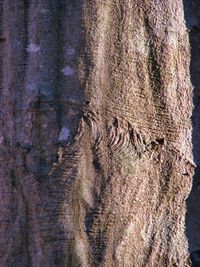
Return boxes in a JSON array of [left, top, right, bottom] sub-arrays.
[[0, 0, 3, 95]]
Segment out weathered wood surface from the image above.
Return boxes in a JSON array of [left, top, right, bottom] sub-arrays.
[[0, 1, 194, 266]]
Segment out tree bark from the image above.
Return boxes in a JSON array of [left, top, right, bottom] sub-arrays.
[[184, 0, 200, 264], [0, 1, 194, 266]]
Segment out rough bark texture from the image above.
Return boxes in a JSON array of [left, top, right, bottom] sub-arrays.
[[0, 1, 195, 267]]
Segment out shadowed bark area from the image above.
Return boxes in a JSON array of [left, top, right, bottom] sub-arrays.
[[184, 0, 200, 264], [0, 1, 194, 266]]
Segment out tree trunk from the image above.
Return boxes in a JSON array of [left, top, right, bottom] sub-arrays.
[[0, 1, 194, 266]]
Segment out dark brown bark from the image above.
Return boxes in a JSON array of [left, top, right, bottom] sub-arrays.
[[0, 1, 194, 266], [184, 1, 200, 264]]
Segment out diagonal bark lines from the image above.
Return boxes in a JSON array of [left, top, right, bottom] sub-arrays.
[[0, 0, 194, 266]]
